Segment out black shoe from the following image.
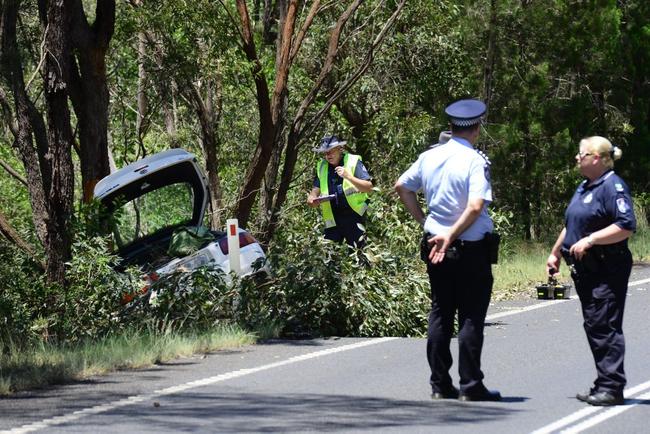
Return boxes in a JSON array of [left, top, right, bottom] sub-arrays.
[[459, 388, 502, 402], [585, 391, 624, 406], [431, 386, 459, 400], [576, 388, 596, 402]]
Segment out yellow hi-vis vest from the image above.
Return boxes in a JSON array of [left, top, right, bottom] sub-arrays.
[[317, 153, 369, 228]]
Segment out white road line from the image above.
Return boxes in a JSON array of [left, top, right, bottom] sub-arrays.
[[628, 277, 650, 286], [561, 389, 650, 433], [486, 299, 568, 321], [530, 379, 650, 434], [487, 276, 648, 322], [0, 338, 397, 434]]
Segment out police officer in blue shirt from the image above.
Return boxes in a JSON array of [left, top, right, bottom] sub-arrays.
[[547, 136, 636, 406], [307, 135, 373, 247], [395, 99, 501, 402]]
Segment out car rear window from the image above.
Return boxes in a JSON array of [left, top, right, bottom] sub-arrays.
[[112, 182, 195, 248]]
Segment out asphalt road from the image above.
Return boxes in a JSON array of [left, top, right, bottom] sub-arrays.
[[1, 265, 649, 434]]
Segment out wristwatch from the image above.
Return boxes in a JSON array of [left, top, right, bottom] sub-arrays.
[[587, 234, 595, 246]]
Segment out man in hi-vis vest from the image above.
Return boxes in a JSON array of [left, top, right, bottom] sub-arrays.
[[307, 135, 373, 247]]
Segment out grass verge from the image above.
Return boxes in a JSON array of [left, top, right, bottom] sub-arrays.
[[493, 226, 649, 301], [492, 240, 554, 301], [0, 324, 255, 396]]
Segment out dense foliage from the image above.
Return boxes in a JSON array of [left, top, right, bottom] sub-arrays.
[[1, 1, 649, 344]]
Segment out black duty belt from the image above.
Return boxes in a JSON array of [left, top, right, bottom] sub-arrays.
[[423, 232, 499, 264]]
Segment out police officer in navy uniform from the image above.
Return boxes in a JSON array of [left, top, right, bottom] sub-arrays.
[[307, 135, 373, 247], [395, 99, 501, 401], [547, 136, 636, 406]]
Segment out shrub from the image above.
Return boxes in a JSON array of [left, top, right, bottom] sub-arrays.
[[237, 192, 431, 338]]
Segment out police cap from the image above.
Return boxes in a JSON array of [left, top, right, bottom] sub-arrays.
[[445, 99, 486, 127], [314, 135, 347, 153]]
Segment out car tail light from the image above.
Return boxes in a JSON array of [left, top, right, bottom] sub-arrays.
[[121, 272, 159, 305], [219, 232, 258, 254]]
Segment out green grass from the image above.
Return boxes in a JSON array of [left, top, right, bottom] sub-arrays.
[[0, 325, 256, 396], [492, 240, 555, 301], [492, 226, 649, 301], [630, 223, 650, 264]]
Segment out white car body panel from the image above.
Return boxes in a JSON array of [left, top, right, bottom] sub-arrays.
[[94, 149, 268, 283]]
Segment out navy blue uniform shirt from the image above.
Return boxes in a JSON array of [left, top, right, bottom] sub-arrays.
[[563, 170, 636, 250]]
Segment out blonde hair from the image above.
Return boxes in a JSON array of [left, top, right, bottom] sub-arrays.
[[579, 136, 622, 169]]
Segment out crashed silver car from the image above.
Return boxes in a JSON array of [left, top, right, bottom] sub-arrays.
[[94, 149, 268, 285]]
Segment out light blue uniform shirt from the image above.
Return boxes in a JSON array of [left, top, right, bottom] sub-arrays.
[[398, 137, 493, 241]]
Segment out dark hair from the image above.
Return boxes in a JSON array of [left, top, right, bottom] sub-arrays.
[[450, 122, 480, 134]]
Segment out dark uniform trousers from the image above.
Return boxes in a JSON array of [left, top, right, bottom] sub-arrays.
[[421, 236, 493, 394], [324, 213, 366, 248], [571, 247, 632, 394]]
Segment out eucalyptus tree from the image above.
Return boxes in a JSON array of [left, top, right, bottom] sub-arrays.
[[0, 0, 115, 283], [120, 0, 239, 229], [456, 0, 636, 239], [116, 0, 406, 237], [0, 0, 74, 283], [330, 0, 474, 178], [222, 0, 407, 241]]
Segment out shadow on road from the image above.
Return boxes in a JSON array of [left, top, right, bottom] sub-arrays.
[[63, 392, 524, 432]]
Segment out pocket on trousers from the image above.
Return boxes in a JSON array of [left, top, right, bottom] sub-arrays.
[[484, 232, 500, 264], [592, 282, 616, 300], [420, 234, 431, 262]]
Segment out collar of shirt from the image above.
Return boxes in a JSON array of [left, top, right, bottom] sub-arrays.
[[579, 169, 614, 192], [449, 136, 474, 149]]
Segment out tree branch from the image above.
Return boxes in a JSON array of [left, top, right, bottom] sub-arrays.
[[0, 209, 45, 271], [301, 0, 406, 142], [290, 0, 363, 138], [0, 157, 28, 186], [289, 0, 320, 64]]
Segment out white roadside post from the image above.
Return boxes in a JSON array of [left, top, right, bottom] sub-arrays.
[[226, 218, 241, 274]]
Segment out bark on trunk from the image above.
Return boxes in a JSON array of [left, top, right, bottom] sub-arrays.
[[482, 0, 498, 120], [42, 0, 75, 284], [233, 0, 279, 228], [135, 30, 149, 152], [68, 0, 114, 203], [186, 78, 224, 230], [1, 0, 50, 248]]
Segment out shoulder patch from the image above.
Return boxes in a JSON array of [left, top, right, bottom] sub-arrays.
[[615, 183, 624, 192], [617, 197, 630, 213]]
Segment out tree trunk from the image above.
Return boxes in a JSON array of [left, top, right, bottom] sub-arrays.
[[262, 129, 299, 243], [1, 0, 50, 249], [232, 0, 279, 228], [42, 0, 75, 284], [482, 0, 498, 119], [186, 77, 224, 230], [68, 0, 114, 203], [262, 0, 276, 45], [336, 99, 371, 160], [260, 1, 291, 225], [135, 30, 149, 153]]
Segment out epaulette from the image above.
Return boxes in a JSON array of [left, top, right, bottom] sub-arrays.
[[476, 149, 491, 166]]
